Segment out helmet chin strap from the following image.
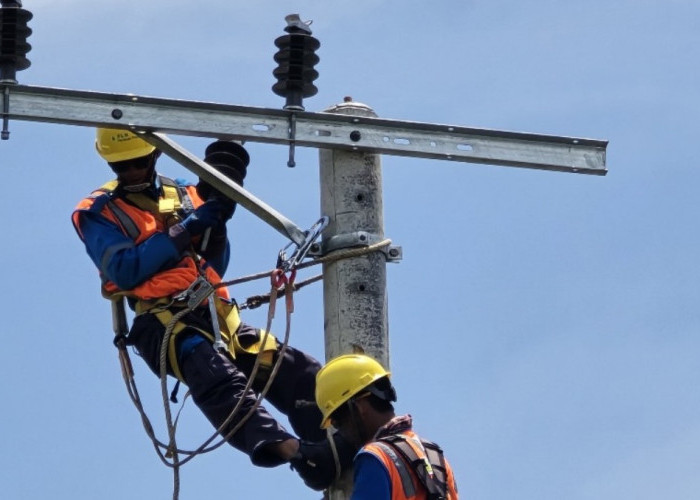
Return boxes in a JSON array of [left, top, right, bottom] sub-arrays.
[[122, 182, 151, 193], [120, 164, 157, 193], [346, 398, 371, 445]]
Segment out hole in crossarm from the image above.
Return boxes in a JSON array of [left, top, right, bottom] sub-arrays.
[[252, 124, 270, 132], [393, 138, 411, 145], [316, 129, 332, 137], [457, 144, 473, 151]]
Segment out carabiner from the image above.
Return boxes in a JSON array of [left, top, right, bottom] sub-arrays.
[[277, 216, 329, 273]]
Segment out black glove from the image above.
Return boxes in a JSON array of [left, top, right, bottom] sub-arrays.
[[197, 140, 250, 202], [168, 199, 226, 253], [180, 199, 226, 236], [207, 194, 237, 221], [290, 432, 357, 491]]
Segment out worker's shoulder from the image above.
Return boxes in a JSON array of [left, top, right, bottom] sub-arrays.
[[74, 179, 118, 211]]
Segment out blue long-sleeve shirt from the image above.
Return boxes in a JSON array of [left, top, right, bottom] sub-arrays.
[[351, 451, 393, 500]]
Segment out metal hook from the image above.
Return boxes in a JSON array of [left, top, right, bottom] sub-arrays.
[[277, 216, 329, 272]]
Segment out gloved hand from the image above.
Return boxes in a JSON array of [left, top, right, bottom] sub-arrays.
[[180, 199, 226, 236], [289, 432, 357, 491], [207, 194, 237, 221], [169, 199, 226, 253]]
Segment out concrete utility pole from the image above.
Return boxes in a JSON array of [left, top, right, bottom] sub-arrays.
[[320, 98, 389, 368], [320, 98, 391, 499]]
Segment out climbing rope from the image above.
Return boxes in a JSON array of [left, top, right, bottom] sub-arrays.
[[219, 238, 392, 289], [156, 272, 296, 499], [241, 273, 321, 310], [114, 238, 392, 499]]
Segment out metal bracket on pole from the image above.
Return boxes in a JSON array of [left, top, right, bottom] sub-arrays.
[[307, 231, 402, 262], [0, 84, 608, 175], [138, 131, 307, 246]]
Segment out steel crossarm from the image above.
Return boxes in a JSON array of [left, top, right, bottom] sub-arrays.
[[139, 132, 307, 246], [1, 84, 607, 175]]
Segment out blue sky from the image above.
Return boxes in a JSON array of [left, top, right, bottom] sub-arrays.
[[2, 1, 698, 499]]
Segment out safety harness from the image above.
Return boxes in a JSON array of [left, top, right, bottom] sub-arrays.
[[374, 434, 449, 500], [92, 175, 276, 380], [91, 175, 191, 236]]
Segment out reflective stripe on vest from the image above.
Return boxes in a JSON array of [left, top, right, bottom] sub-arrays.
[[372, 441, 417, 498]]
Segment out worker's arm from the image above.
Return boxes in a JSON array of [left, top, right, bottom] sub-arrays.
[[196, 220, 230, 277], [351, 452, 392, 500], [177, 179, 231, 276], [75, 210, 185, 290]]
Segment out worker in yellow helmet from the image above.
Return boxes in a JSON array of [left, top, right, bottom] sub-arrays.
[[72, 128, 353, 486], [314, 354, 459, 499]]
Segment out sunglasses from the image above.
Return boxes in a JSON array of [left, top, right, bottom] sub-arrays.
[[109, 156, 152, 174]]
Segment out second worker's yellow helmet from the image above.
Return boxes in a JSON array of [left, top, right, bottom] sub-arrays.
[[95, 128, 156, 163], [315, 354, 392, 428]]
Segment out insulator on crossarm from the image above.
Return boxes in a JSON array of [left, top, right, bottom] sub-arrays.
[[0, 0, 33, 84], [272, 14, 320, 111]]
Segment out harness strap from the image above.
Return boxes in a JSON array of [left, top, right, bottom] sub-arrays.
[[372, 441, 417, 498], [94, 176, 194, 236], [161, 175, 195, 213], [157, 176, 184, 215], [107, 200, 141, 239], [150, 307, 202, 381], [378, 434, 449, 500], [137, 298, 277, 382]]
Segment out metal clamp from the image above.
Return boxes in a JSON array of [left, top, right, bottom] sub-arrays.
[[309, 231, 403, 262]]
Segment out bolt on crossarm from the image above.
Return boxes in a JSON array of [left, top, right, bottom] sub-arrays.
[[320, 98, 391, 499]]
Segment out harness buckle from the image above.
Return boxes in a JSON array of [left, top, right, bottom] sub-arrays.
[[174, 276, 229, 353], [173, 275, 215, 309]]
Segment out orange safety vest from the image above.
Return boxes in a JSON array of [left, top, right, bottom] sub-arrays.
[[361, 430, 459, 500], [72, 176, 277, 381], [72, 176, 230, 302]]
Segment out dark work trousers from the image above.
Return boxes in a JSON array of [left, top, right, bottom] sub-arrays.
[[127, 307, 326, 467]]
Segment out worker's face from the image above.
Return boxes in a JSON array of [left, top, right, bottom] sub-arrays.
[[332, 397, 372, 447], [118, 165, 151, 186], [110, 154, 155, 186]]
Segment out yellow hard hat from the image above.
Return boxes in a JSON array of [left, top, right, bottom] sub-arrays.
[[315, 354, 391, 428], [95, 128, 156, 163]]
